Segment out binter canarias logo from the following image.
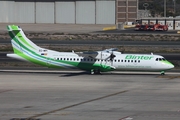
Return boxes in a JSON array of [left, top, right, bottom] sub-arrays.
[[125, 55, 153, 60]]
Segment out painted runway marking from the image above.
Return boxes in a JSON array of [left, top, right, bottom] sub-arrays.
[[0, 89, 12, 94]]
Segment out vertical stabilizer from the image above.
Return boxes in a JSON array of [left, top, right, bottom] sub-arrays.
[[7, 25, 40, 54]]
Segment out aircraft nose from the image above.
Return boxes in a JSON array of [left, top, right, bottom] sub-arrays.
[[166, 63, 174, 69], [162, 61, 174, 69], [169, 64, 174, 69]]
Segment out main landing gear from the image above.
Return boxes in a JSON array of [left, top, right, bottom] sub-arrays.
[[90, 69, 101, 75]]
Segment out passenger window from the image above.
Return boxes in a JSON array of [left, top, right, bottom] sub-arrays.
[[138, 60, 140, 63], [128, 60, 130, 62], [64, 58, 66, 60], [135, 60, 136, 62], [156, 58, 158, 61], [131, 60, 133, 62], [121, 60, 123, 62], [125, 60, 126, 62], [77, 58, 79, 61]]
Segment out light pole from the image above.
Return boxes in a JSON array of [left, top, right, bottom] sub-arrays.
[[173, 0, 176, 16], [126, 0, 128, 24], [164, 0, 166, 17]]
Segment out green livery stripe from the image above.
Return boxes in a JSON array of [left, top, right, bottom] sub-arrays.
[[9, 31, 32, 51], [12, 36, 113, 71], [14, 45, 113, 71], [8, 26, 35, 50], [11, 25, 19, 30], [13, 47, 45, 65], [11, 33, 46, 59], [161, 60, 174, 66], [13, 47, 71, 68], [17, 32, 35, 50], [8, 25, 115, 72]]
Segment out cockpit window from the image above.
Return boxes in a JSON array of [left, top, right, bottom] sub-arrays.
[[156, 58, 166, 61], [162, 58, 166, 61]]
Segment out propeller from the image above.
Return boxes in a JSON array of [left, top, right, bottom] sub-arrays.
[[110, 51, 116, 66], [104, 48, 117, 61], [109, 52, 116, 61], [104, 50, 116, 66]]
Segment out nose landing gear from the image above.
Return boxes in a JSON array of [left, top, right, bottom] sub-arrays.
[[160, 71, 165, 75]]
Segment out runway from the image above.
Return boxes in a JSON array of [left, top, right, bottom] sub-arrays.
[[1, 70, 180, 120]]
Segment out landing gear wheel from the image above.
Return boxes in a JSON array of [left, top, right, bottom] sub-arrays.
[[90, 69, 101, 75], [91, 69, 94, 75], [94, 69, 101, 74], [160, 71, 165, 75]]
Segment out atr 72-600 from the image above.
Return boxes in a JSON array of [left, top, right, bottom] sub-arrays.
[[7, 25, 174, 75]]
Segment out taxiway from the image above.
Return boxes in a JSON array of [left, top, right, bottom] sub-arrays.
[[0, 71, 180, 120]]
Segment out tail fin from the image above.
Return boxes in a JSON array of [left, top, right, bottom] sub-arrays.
[[7, 25, 40, 54]]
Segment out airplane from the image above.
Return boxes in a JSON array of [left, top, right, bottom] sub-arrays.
[[6, 25, 174, 75]]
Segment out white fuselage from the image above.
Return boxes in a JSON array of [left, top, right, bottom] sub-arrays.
[[45, 50, 174, 71], [7, 25, 174, 74]]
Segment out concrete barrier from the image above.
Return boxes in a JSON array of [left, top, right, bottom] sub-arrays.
[[124, 25, 136, 29], [103, 26, 116, 31]]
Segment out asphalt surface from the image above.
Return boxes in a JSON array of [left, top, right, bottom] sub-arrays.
[[1, 23, 180, 120], [1, 71, 180, 120]]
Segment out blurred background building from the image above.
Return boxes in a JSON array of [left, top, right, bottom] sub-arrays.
[[0, 0, 138, 24], [0, 0, 179, 29]]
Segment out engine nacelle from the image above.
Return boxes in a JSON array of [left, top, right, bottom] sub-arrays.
[[94, 51, 111, 60]]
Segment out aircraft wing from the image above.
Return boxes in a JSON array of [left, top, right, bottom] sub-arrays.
[[102, 48, 118, 52], [75, 51, 99, 58], [75, 48, 118, 60]]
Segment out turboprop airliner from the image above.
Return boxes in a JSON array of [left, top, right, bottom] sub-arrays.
[[7, 25, 174, 75]]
